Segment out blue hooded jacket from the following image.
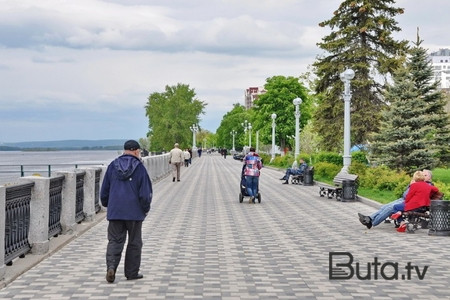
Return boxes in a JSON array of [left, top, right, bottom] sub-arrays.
[[100, 154, 152, 221]]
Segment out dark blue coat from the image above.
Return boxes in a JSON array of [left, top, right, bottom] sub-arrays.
[[100, 154, 152, 221]]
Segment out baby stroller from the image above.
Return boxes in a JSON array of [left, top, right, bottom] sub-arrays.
[[239, 164, 261, 203]]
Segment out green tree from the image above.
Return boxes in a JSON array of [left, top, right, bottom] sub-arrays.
[[408, 37, 450, 166], [216, 104, 250, 151], [145, 83, 206, 151], [252, 76, 312, 151], [313, 0, 408, 151], [369, 65, 433, 173]]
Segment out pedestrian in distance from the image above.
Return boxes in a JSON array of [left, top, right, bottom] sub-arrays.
[[243, 147, 263, 203], [183, 148, 191, 167], [100, 139, 153, 283], [169, 143, 184, 182]]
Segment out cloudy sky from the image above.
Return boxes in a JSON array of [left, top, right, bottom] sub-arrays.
[[0, 0, 448, 143]]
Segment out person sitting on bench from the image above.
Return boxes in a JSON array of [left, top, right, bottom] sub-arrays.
[[390, 170, 440, 232], [358, 169, 435, 229], [280, 158, 308, 184]]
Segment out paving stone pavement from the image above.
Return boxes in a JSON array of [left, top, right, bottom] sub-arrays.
[[0, 153, 449, 299]]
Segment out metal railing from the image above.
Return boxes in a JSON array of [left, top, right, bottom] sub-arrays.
[[75, 172, 85, 224], [48, 176, 64, 239], [0, 163, 106, 178], [4, 182, 34, 265]]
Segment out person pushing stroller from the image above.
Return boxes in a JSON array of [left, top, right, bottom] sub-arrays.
[[242, 147, 263, 203]]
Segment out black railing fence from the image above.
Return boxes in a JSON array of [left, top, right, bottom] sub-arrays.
[[48, 176, 64, 239], [94, 169, 101, 213], [75, 172, 85, 224], [4, 182, 34, 265]]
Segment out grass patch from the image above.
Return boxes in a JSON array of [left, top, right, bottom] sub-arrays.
[[433, 168, 450, 184], [357, 187, 397, 204]]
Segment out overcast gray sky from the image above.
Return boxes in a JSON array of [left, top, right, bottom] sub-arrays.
[[0, 0, 448, 143]]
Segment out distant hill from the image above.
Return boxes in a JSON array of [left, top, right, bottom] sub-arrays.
[[0, 139, 128, 151]]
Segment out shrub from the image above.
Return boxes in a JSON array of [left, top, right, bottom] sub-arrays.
[[259, 153, 270, 165], [315, 152, 342, 166], [351, 151, 369, 164], [314, 162, 341, 179], [272, 154, 295, 168], [349, 161, 368, 176]]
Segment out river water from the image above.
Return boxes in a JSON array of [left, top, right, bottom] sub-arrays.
[[0, 150, 123, 185]]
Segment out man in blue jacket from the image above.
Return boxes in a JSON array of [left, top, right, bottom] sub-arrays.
[[101, 140, 153, 283]]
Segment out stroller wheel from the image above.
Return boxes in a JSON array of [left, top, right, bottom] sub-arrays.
[[257, 193, 261, 203], [239, 193, 243, 203]]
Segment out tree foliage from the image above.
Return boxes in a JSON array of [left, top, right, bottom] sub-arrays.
[[215, 103, 251, 150], [370, 37, 449, 172], [313, 0, 408, 151], [145, 83, 206, 151], [408, 38, 450, 166], [251, 76, 312, 151]]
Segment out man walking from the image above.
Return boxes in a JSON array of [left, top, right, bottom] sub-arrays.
[[169, 143, 184, 182], [101, 140, 153, 283]]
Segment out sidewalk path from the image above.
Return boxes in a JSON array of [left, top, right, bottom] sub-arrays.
[[0, 153, 449, 299]]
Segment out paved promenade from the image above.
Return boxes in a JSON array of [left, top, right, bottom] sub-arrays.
[[0, 153, 449, 299]]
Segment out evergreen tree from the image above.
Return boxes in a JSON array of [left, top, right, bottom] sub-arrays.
[[409, 36, 450, 166], [313, 0, 408, 151], [370, 66, 433, 173], [370, 35, 450, 172]]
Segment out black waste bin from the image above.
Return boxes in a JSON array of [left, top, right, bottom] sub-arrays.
[[342, 180, 356, 201], [303, 168, 314, 186], [428, 200, 450, 236]]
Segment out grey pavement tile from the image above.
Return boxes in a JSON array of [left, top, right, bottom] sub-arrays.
[[0, 154, 449, 299]]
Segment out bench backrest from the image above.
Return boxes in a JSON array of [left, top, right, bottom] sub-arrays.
[[333, 172, 358, 186]]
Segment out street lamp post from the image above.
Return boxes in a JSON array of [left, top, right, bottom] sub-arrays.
[[241, 120, 252, 148], [230, 130, 237, 152], [248, 123, 252, 148], [293, 97, 302, 164], [271, 113, 277, 162], [189, 124, 199, 150], [340, 68, 355, 173]]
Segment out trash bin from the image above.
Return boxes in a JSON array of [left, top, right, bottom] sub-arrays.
[[428, 200, 450, 236], [303, 168, 314, 186], [342, 180, 356, 201]]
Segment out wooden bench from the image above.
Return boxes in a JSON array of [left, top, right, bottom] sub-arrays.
[[318, 172, 358, 201], [291, 166, 314, 185]]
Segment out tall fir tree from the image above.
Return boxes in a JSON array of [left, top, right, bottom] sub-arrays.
[[408, 36, 450, 166], [313, 0, 408, 151], [370, 34, 450, 172], [370, 66, 433, 173]]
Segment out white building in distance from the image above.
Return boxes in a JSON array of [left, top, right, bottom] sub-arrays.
[[430, 48, 450, 89]]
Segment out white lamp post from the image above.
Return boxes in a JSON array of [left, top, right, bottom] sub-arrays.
[[189, 124, 199, 150], [248, 123, 252, 148], [230, 130, 236, 151], [271, 113, 277, 162], [241, 120, 251, 148], [293, 97, 302, 164], [340, 68, 355, 173]]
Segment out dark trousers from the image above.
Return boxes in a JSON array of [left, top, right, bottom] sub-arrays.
[[106, 220, 143, 278]]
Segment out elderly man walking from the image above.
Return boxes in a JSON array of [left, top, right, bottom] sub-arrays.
[[169, 143, 184, 182], [101, 140, 153, 283]]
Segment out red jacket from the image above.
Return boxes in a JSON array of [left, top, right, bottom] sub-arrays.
[[404, 181, 439, 211]]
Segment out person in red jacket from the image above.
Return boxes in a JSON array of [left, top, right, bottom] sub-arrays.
[[391, 170, 440, 231]]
